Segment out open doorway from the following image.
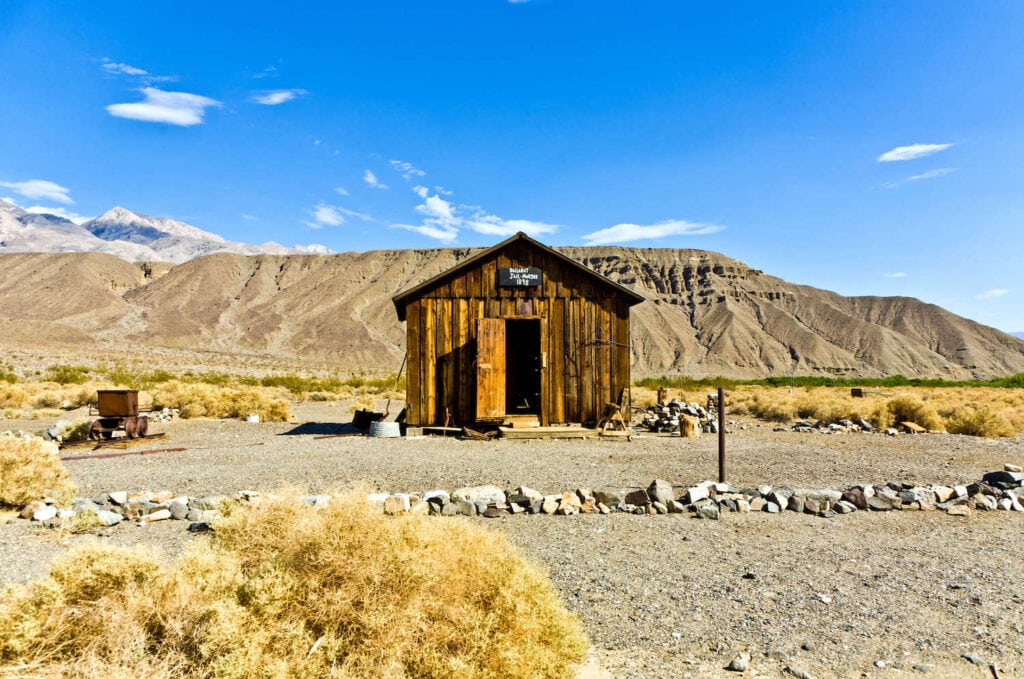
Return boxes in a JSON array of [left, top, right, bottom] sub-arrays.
[[505, 318, 541, 414]]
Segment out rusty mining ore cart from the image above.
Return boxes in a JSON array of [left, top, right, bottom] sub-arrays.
[[88, 389, 150, 440]]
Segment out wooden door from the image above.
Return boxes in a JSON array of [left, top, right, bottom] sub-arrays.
[[476, 318, 506, 419]]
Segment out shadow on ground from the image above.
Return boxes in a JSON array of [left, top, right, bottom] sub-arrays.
[[279, 422, 361, 436]]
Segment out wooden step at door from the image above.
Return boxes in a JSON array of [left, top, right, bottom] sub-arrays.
[[504, 414, 541, 428]]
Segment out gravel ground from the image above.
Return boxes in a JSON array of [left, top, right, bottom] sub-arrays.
[[3, 402, 1023, 678]]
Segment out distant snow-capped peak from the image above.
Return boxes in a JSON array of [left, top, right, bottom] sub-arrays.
[[86, 206, 225, 244]]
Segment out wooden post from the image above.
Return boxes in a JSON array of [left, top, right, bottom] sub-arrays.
[[717, 386, 726, 483]]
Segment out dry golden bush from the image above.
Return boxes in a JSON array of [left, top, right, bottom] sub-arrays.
[[0, 491, 589, 679], [715, 386, 1023, 438], [945, 406, 1015, 438], [150, 381, 291, 422], [1, 382, 98, 414], [0, 435, 76, 508], [870, 395, 944, 431]]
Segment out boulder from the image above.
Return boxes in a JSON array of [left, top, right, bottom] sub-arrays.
[[32, 505, 57, 522], [867, 495, 899, 511], [384, 495, 409, 515], [841, 488, 868, 510], [452, 485, 506, 505], [541, 495, 560, 514], [624, 489, 651, 506], [684, 485, 710, 504], [96, 509, 123, 526], [422, 489, 451, 505], [695, 501, 720, 520], [593, 490, 622, 507], [648, 479, 675, 506]]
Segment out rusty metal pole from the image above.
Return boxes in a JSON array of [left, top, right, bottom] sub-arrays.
[[717, 386, 726, 483]]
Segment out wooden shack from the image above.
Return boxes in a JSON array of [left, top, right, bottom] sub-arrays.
[[392, 232, 644, 427]]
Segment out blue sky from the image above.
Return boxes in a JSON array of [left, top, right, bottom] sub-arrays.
[[1, 1, 1023, 332]]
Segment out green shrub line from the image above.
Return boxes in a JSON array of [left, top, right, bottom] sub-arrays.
[[635, 372, 1024, 390], [32, 364, 406, 395]]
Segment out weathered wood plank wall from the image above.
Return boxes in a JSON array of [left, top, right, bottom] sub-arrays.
[[403, 240, 632, 426]]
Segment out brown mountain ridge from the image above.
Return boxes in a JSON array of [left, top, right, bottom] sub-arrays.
[[1, 247, 1022, 379]]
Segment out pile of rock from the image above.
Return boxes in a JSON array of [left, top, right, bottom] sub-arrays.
[[774, 418, 939, 436], [637, 395, 720, 434], [776, 418, 876, 434]]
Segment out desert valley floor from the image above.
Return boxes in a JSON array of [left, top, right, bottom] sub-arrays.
[[2, 401, 1023, 679]]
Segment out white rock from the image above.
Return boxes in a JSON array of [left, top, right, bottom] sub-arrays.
[[1005, 463, 1023, 473], [687, 486, 710, 503], [147, 509, 172, 521], [422, 489, 450, 504], [108, 491, 128, 505], [452, 485, 506, 505], [366, 493, 389, 506], [32, 505, 57, 522], [97, 510, 123, 526], [57, 508, 75, 519]]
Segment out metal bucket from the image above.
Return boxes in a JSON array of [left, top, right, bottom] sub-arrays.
[[368, 421, 401, 438]]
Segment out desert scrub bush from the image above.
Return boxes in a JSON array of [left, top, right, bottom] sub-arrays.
[[0, 434, 76, 508], [945, 406, 1015, 438], [0, 384, 30, 409], [870, 396, 943, 431], [150, 381, 291, 422], [0, 491, 589, 678], [44, 364, 90, 385]]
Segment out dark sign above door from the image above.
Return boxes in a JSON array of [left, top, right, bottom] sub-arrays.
[[498, 267, 543, 287]]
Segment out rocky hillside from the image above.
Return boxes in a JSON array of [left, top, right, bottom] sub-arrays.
[[1, 247, 1022, 379]]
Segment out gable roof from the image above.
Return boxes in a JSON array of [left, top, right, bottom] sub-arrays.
[[392, 232, 645, 321]]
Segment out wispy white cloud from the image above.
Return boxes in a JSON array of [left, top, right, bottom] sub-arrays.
[[334, 187, 350, 196], [102, 61, 148, 76], [306, 203, 375, 229], [581, 219, 723, 245], [883, 272, 908, 278], [242, 214, 257, 221], [100, 58, 175, 83], [253, 66, 278, 79], [434, 186, 453, 196], [394, 186, 560, 242], [884, 167, 957, 188], [975, 288, 1009, 300], [24, 205, 91, 224], [0, 179, 74, 204], [307, 204, 346, 228], [106, 87, 221, 126], [251, 88, 307, 105], [336, 206, 374, 222], [389, 159, 426, 180], [393, 222, 459, 242], [464, 212, 559, 237], [363, 170, 388, 189], [877, 143, 954, 162]]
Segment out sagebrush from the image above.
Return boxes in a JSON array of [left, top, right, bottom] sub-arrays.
[[0, 490, 589, 678], [0, 434, 76, 508]]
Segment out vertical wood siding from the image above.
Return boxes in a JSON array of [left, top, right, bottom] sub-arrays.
[[403, 240, 633, 426]]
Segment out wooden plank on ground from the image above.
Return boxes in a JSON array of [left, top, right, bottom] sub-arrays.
[[497, 426, 598, 440]]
